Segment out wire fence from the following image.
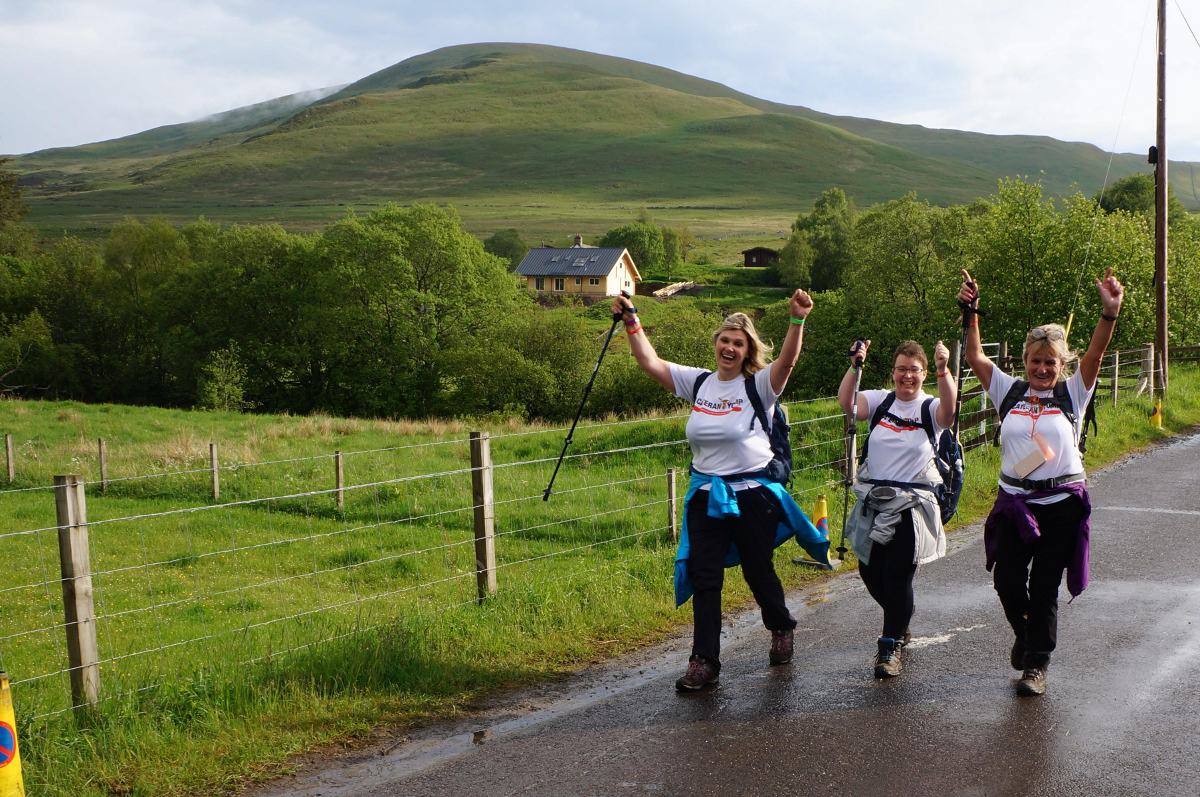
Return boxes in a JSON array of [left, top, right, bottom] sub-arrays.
[[0, 343, 1174, 722]]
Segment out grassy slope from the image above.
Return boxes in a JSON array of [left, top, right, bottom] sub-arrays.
[[14, 43, 1199, 238]]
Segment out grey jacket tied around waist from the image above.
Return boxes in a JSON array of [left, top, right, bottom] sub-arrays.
[[845, 460, 946, 567]]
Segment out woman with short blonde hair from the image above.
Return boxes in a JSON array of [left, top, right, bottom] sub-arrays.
[[958, 267, 1123, 697]]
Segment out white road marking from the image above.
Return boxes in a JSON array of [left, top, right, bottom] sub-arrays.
[[1094, 506, 1200, 516]]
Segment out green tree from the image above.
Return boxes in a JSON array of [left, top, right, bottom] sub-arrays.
[[794, 188, 857, 291], [0, 158, 28, 234], [196, 343, 254, 411], [677, 223, 696, 263], [774, 230, 814, 290], [599, 222, 665, 275], [660, 226, 682, 280], [483, 228, 529, 271], [1096, 172, 1188, 227]]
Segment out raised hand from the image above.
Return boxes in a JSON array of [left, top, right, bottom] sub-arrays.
[[1096, 267, 1124, 315], [849, 339, 871, 365], [790, 289, 814, 319], [934, 340, 950, 371], [958, 268, 979, 308]]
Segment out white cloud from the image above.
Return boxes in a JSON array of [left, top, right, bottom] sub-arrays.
[[2, 0, 1200, 159]]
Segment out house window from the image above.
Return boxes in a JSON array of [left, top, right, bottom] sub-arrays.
[[625, 280, 631, 287], [554, 278, 565, 291], [534, 277, 545, 290], [575, 278, 582, 285], [589, 278, 600, 286]]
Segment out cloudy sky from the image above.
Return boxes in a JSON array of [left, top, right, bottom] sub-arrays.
[[4, 0, 1200, 159]]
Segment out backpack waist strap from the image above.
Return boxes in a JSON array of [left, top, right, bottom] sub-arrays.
[[861, 478, 938, 495], [999, 471, 1086, 491]]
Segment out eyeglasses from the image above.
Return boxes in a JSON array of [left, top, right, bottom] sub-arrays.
[[893, 367, 925, 375], [1029, 327, 1065, 340]]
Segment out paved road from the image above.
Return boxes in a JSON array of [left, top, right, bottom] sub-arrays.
[[258, 432, 1200, 797]]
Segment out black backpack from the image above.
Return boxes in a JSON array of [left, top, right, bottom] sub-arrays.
[[859, 393, 964, 524], [692, 371, 792, 485], [993, 380, 1098, 457]]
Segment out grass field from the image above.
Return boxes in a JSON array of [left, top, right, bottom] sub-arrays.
[[0, 355, 1195, 796]]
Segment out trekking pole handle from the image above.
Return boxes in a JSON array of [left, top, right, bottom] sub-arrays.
[[848, 340, 866, 369], [613, 290, 635, 322]]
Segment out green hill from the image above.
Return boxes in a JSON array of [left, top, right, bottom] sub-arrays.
[[11, 43, 1196, 236]]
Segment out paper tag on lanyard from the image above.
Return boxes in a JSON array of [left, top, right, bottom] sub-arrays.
[[1013, 432, 1057, 478]]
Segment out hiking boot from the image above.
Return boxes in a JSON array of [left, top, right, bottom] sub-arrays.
[[874, 637, 902, 678], [769, 629, 795, 665], [675, 655, 719, 691], [1017, 667, 1047, 696], [1010, 637, 1026, 671], [901, 627, 912, 648]]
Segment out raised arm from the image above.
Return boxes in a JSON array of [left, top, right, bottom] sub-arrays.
[[932, 340, 957, 428], [837, 339, 870, 418], [1077, 267, 1124, 390], [957, 269, 993, 391], [770, 289, 814, 396], [612, 294, 674, 391]]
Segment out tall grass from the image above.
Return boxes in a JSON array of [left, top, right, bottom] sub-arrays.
[[2, 365, 1197, 796]]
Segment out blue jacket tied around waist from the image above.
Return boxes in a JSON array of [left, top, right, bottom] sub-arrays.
[[674, 471, 833, 607]]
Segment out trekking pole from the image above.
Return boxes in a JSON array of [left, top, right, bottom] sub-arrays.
[[543, 291, 633, 501], [835, 342, 865, 560], [952, 280, 979, 442]]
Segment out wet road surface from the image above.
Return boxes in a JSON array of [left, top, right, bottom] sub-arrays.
[[258, 432, 1200, 796]]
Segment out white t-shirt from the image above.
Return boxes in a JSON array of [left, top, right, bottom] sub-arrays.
[[860, 390, 943, 484], [670, 361, 780, 489], [987, 369, 1095, 505]]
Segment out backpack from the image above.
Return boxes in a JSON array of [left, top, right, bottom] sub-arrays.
[[692, 371, 792, 485], [993, 380, 1098, 457], [859, 393, 964, 524]]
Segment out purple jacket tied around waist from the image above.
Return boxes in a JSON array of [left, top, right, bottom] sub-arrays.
[[983, 482, 1092, 598]]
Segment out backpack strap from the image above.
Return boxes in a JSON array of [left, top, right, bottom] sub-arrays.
[[918, 397, 938, 448], [1052, 381, 1078, 428], [1080, 390, 1098, 455], [859, 392, 898, 464], [743, 375, 771, 433], [993, 380, 1029, 447], [692, 371, 712, 402]]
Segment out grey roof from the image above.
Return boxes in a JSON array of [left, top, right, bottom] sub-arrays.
[[515, 247, 628, 277]]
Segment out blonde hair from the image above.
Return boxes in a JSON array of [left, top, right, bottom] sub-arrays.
[[712, 313, 772, 377], [1023, 324, 1077, 375]]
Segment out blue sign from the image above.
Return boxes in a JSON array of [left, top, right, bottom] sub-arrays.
[[0, 721, 15, 767]]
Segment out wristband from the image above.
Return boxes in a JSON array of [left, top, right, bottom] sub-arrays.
[[966, 319, 978, 328], [789, 317, 806, 325], [624, 315, 639, 325], [626, 323, 642, 335], [1101, 312, 1119, 322], [937, 371, 950, 378]]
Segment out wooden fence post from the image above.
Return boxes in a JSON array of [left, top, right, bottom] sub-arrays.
[[1147, 343, 1156, 398], [334, 450, 344, 509], [209, 443, 220, 501], [950, 340, 961, 380], [1111, 351, 1120, 407], [667, 467, 678, 541], [54, 474, 100, 710], [998, 341, 1008, 372], [98, 438, 108, 494], [470, 432, 497, 602], [4, 434, 12, 483]]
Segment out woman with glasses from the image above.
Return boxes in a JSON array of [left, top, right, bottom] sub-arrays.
[[957, 267, 1123, 697], [838, 338, 956, 678]]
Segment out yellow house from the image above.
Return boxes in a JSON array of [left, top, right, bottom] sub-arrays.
[[515, 235, 640, 297]]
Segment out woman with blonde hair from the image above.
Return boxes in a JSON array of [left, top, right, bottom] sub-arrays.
[[613, 292, 831, 691], [958, 267, 1123, 696]]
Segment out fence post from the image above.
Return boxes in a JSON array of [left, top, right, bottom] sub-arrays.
[[5, 434, 12, 483], [98, 438, 108, 494], [1111, 351, 1120, 407], [335, 450, 344, 509], [998, 341, 1009, 372], [667, 467, 678, 541], [1147, 343, 1156, 398], [54, 474, 100, 711], [470, 432, 497, 602], [209, 443, 219, 501], [950, 340, 961, 380]]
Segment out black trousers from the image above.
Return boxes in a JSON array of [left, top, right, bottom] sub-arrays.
[[857, 510, 918, 641], [991, 495, 1084, 670], [687, 486, 797, 668]]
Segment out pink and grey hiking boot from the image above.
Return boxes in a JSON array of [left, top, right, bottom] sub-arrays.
[[675, 655, 719, 691], [769, 628, 795, 665]]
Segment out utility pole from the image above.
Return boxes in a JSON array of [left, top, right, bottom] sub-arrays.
[[1155, 0, 1169, 391]]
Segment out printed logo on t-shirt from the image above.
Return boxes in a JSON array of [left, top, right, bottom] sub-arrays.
[[693, 396, 745, 416], [1009, 397, 1063, 421]]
